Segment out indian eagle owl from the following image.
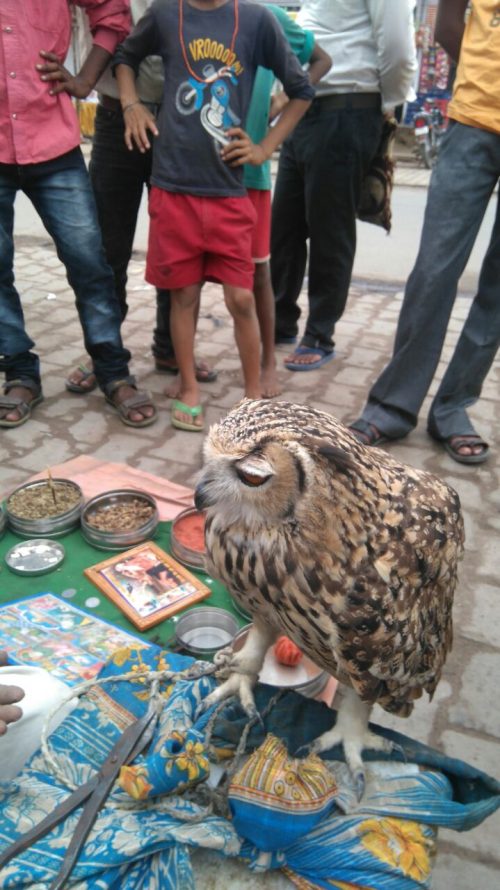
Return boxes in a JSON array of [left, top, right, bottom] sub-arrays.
[[195, 400, 464, 795]]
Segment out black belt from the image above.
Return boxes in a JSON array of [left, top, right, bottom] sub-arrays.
[[314, 92, 381, 110], [99, 94, 161, 115]]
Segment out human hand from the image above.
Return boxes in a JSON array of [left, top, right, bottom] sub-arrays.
[[220, 128, 268, 167], [123, 102, 159, 153], [0, 682, 24, 735], [36, 51, 92, 99]]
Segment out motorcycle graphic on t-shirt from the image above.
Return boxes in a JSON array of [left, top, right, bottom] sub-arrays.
[[175, 63, 241, 147]]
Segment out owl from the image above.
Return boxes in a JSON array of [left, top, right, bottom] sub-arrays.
[[195, 400, 464, 796]]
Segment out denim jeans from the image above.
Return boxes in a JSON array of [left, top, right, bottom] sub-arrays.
[[89, 104, 173, 359], [361, 121, 500, 439], [0, 148, 131, 389], [270, 98, 383, 352]]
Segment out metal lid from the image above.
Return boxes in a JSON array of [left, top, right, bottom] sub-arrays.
[[5, 538, 65, 575]]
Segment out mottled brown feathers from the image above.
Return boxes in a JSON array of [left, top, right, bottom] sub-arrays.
[[199, 400, 464, 717]]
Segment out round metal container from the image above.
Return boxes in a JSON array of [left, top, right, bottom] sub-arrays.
[[6, 479, 84, 538], [174, 607, 239, 657], [232, 625, 328, 699], [80, 489, 159, 551], [5, 538, 65, 576], [0, 503, 6, 540], [170, 506, 206, 571]]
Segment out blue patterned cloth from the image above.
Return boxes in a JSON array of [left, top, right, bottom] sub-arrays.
[[0, 645, 498, 889]]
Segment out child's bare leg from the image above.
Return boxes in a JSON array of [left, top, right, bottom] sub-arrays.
[[253, 262, 281, 398], [223, 284, 262, 399], [164, 291, 201, 400], [170, 284, 203, 427]]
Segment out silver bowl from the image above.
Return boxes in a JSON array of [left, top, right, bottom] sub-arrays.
[[0, 503, 6, 540], [6, 479, 84, 538], [80, 489, 159, 551], [174, 607, 239, 657], [232, 625, 328, 699], [170, 506, 206, 571]]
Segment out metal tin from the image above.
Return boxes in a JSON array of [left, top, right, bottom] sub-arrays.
[[0, 503, 6, 540], [232, 625, 328, 699], [170, 506, 206, 571], [80, 489, 159, 551], [6, 479, 84, 538], [174, 607, 239, 657], [5, 538, 65, 576]]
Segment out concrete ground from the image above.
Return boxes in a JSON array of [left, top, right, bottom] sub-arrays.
[[1, 175, 499, 888]]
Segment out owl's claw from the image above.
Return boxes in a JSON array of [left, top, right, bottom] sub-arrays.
[[353, 769, 366, 802]]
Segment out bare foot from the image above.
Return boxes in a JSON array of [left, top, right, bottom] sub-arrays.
[[260, 364, 282, 399], [110, 384, 156, 425], [65, 363, 97, 393], [164, 380, 181, 400], [283, 349, 324, 366], [0, 385, 37, 424], [449, 435, 487, 458]]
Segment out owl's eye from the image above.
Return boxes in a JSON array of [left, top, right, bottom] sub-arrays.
[[235, 467, 271, 487]]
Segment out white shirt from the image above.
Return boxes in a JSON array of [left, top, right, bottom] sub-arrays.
[[298, 0, 417, 111]]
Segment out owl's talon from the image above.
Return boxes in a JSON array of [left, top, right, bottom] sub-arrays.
[[390, 740, 408, 763], [353, 769, 366, 802]]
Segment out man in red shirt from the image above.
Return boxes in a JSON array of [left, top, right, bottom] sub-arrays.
[[0, 0, 156, 428]]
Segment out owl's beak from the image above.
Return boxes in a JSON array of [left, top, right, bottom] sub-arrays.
[[194, 483, 210, 511]]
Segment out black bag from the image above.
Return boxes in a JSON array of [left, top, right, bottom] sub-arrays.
[[357, 116, 398, 233]]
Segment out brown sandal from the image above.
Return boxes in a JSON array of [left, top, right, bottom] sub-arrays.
[[0, 379, 44, 428], [104, 381, 157, 428]]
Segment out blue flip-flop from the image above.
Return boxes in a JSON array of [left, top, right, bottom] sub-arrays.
[[284, 346, 335, 372]]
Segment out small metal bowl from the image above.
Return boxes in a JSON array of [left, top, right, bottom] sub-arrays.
[[170, 506, 206, 571], [5, 538, 65, 576], [0, 503, 6, 540], [6, 479, 84, 538], [80, 489, 159, 551], [174, 607, 239, 657], [232, 625, 328, 699]]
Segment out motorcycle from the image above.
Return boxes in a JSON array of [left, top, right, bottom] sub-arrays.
[[413, 99, 446, 169], [175, 64, 240, 147]]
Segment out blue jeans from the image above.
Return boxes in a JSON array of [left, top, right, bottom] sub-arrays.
[[0, 148, 131, 389], [89, 103, 173, 360], [361, 121, 500, 439]]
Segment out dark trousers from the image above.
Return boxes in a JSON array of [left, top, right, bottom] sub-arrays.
[[89, 103, 173, 359], [271, 97, 383, 352], [0, 148, 130, 389]]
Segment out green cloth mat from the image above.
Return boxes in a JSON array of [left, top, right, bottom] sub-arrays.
[[0, 521, 248, 652]]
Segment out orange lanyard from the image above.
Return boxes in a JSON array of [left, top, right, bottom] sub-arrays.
[[178, 0, 239, 82]]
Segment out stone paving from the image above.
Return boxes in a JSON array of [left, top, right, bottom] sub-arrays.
[[2, 231, 499, 889]]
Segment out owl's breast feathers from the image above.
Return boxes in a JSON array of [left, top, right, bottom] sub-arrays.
[[204, 434, 464, 718]]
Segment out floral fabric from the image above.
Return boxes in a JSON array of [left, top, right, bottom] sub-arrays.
[[0, 645, 499, 889]]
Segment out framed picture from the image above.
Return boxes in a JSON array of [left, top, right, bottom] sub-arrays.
[[84, 541, 211, 630]]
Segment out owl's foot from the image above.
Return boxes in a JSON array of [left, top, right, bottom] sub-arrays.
[[297, 688, 392, 801], [202, 621, 278, 720]]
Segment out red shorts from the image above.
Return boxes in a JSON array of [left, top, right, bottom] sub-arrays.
[[146, 188, 257, 290], [247, 188, 271, 263]]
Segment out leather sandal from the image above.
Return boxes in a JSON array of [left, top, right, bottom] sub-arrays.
[[348, 419, 390, 447], [431, 432, 489, 465], [104, 380, 157, 428], [0, 379, 44, 428]]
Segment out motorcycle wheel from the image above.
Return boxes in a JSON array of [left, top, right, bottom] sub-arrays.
[[175, 82, 198, 115], [419, 136, 434, 170]]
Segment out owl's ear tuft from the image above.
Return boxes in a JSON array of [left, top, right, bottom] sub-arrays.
[[316, 442, 354, 475]]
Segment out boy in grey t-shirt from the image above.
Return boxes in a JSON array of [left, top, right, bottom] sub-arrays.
[[115, 0, 314, 430]]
